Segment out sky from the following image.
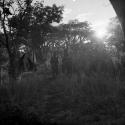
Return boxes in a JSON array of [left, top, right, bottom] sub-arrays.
[[44, 0, 117, 33]]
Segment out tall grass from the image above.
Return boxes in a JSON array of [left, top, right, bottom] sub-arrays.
[[1, 73, 124, 124]]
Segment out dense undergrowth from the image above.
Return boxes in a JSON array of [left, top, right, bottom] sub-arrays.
[[1, 73, 125, 125]]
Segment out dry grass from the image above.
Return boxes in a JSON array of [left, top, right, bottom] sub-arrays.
[[2, 72, 123, 124]]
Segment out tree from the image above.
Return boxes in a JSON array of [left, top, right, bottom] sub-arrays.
[[54, 20, 93, 51], [110, 0, 125, 37], [9, 0, 64, 63], [106, 17, 125, 52], [0, 0, 63, 92], [0, 0, 17, 90]]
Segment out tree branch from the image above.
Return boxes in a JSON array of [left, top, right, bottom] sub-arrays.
[[2, 0, 11, 55]]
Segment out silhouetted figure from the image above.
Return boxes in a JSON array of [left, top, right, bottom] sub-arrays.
[[27, 58, 37, 71], [17, 53, 37, 80], [62, 49, 72, 77], [50, 52, 59, 78], [18, 54, 25, 74]]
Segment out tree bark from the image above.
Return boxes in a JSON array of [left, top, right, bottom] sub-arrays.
[[110, 0, 125, 37], [1, 0, 16, 94]]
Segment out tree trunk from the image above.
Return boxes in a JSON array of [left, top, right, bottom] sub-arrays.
[[110, 0, 125, 37], [8, 53, 16, 94]]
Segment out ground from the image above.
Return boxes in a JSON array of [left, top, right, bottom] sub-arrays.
[[1, 72, 125, 125]]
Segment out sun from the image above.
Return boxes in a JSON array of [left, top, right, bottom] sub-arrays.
[[95, 28, 107, 39], [92, 21, 109, 39]]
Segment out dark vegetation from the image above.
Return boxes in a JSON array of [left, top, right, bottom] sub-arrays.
[[1, 0, 125, 124]]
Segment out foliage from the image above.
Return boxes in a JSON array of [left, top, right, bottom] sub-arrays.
[[106, 17, 125, 52], [9, 1, 64, 49], [58, 20, 93, 48], [0, 0, 63, 84]]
